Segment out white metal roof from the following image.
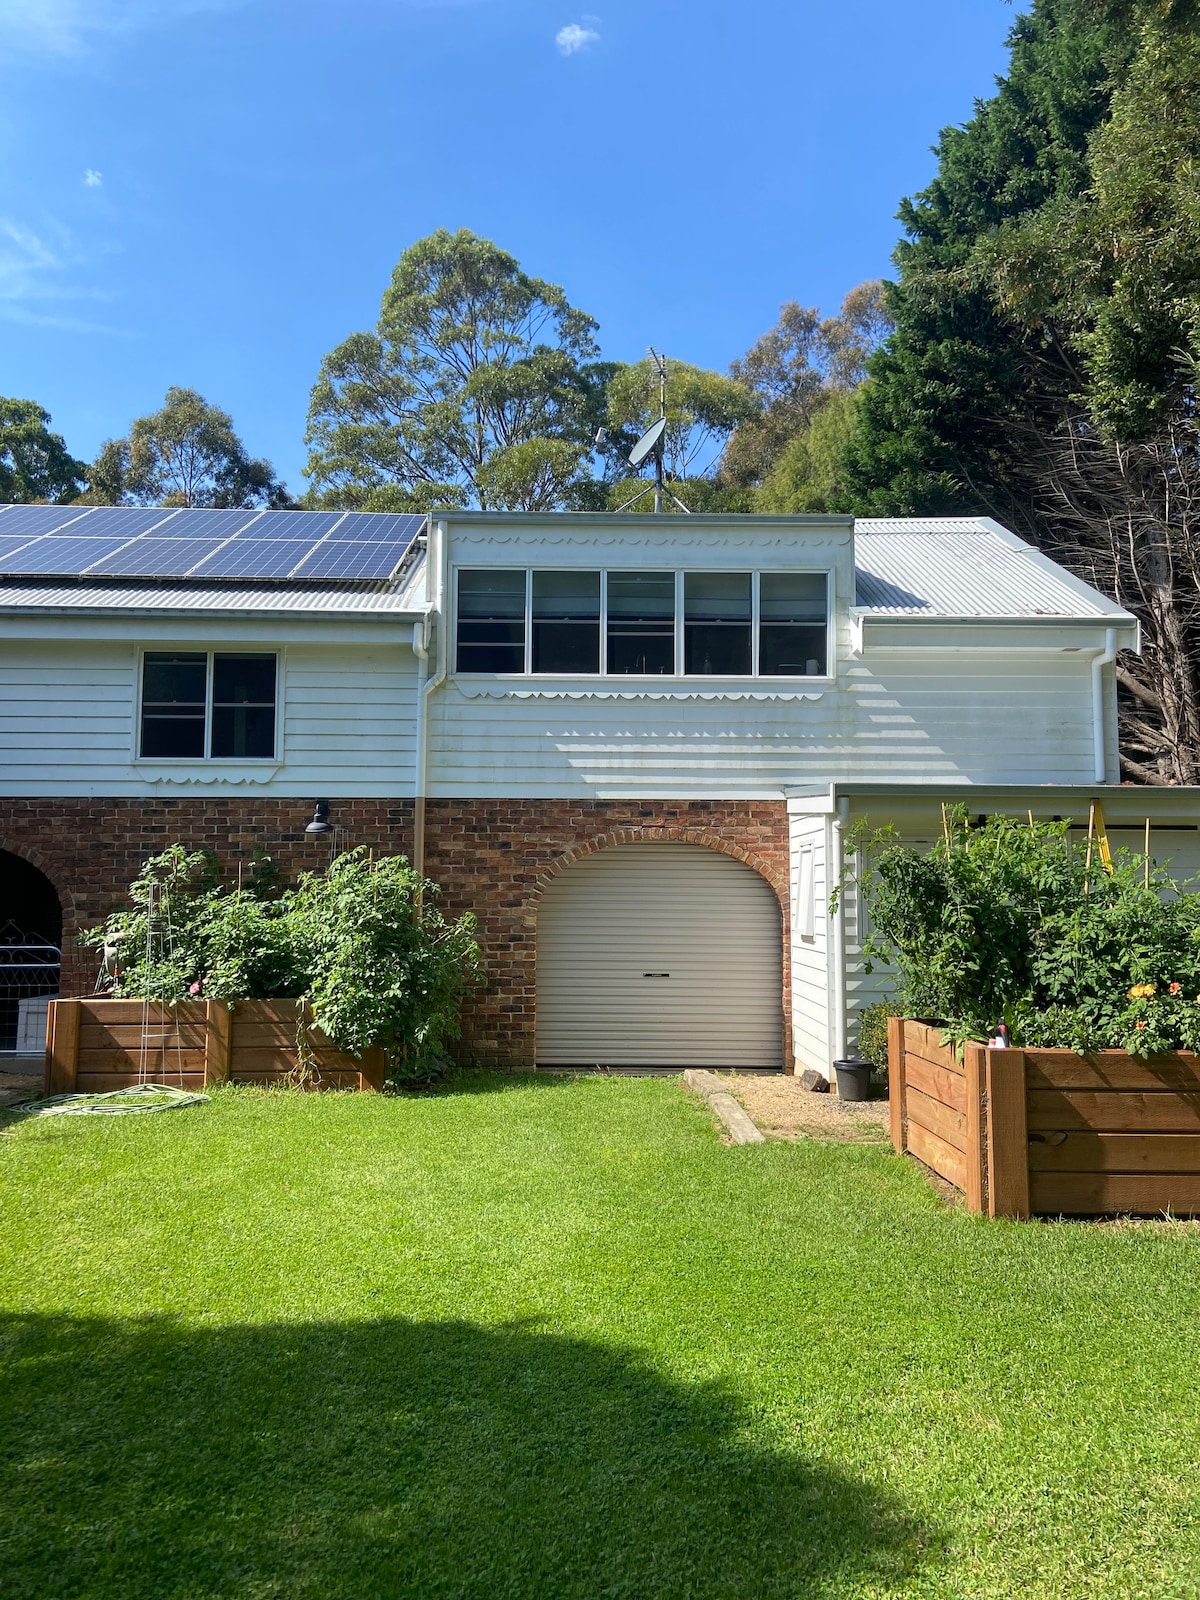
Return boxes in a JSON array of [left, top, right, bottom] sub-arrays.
[[854, 517, 1131, 621]]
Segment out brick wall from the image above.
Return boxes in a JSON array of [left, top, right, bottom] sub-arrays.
[[2, 796, 790, 1071]]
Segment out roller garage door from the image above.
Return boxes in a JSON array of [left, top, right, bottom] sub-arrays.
[[535, 843, 782, 1068]]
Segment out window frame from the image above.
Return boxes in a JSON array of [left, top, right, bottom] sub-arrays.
[[135, 648, 280, 763], [451, 566, 833, 681]]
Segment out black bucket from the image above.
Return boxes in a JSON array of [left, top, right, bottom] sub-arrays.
[[833, 1058, 872, 1102]]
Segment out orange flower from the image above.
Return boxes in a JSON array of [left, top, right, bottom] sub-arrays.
[[1171, 983, 1182, 995], [1136, 1021, 1146, 1030]]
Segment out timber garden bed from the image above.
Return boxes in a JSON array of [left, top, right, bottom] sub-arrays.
[[889, 1017, 1200, 1218], [44, 998, 385, 1096]]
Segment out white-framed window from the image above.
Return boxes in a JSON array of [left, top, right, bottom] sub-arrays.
[[794, 847, 816, 940], [139, 651, 277, 760], [454, 568, 830, 677]]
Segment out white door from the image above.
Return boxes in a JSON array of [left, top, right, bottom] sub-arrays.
[[536, 843, 782, 1068]]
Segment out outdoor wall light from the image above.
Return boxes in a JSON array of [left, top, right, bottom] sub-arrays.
[[305, 800, 333, 835]]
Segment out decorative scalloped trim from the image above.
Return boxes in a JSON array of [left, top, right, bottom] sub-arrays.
[[456, 688, 826, 702], [453, 532, 846, 550]]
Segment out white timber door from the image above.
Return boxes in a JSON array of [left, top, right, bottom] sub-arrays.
[[535, 842, 783, 1068]]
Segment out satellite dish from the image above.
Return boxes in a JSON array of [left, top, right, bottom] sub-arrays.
[[627, 415, 666, 471]]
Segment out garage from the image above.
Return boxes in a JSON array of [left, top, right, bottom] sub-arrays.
[[535, 842, 783, 1069]]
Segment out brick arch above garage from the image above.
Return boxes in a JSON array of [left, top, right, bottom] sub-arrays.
[[420, 799, 792, 1072]]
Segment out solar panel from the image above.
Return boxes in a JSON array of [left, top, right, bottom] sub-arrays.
[[230, 510, 345, 541], [45, 507, 179, 539], [289, 540, 410, 580], [323, 512, 426, 544], [0, 537, 144, 574], [188, 539, 316, 578], [85, 538, 232, 577], [146, 507, 266, 540], [0, 505, 92, 539]]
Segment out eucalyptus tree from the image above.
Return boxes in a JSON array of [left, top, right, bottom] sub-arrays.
[[90, 388, 286, 508], [305, 229, 609, 512], [0, 397, 87, 503]]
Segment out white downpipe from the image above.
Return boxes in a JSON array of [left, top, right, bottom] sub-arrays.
[[1092, 626, 1117, 784], [830, 795, 850, 1068], [412, 522, 449, 880]]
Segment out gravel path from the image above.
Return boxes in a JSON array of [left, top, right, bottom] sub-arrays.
[[721, 1073, 890, 1144]]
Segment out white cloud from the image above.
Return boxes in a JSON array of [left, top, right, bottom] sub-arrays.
[[556, 21, 599, 55], [83, 169, 103, 188]]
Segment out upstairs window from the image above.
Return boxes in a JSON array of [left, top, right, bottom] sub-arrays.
[[532, 571, 600, 673], [760, 573, 827, 676], [454, 567, 830, 677], [456, 569, 526, 673], [606, 571, 675, 675], [140, 652, 276, 759], [684, 572, 752, 676]]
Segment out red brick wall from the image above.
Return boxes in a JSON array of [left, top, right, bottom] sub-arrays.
[[2, 797, 790, 1071]]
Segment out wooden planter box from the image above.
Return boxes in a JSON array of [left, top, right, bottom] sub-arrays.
[[888, 1017, 1200, 1218], [44, 998, 385, 1095]]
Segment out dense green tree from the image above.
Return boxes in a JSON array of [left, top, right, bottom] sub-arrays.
[[757, 389, 862, 514], [0, 398, 87, 503], [90, 388, 287, 508], [839, 0, 1200, 782], [305, 229, 607, 512]]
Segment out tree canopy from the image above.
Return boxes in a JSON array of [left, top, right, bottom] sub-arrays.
[[305, 229, 609, 512], [0, 398, 87, 504], [90, 388, 287, 509]]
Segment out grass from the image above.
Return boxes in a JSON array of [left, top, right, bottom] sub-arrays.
[[2, 1073, 1200, 1599]]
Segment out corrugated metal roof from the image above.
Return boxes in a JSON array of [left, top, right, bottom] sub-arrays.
[[854, 517, 1129, 619], [0, 575, 424, 616]]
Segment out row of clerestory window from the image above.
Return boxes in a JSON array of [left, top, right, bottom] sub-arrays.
[[456, 570, 829, 677]]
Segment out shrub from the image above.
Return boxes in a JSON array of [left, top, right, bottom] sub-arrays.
[[856, 1002, 896, 1076], [846, 807, 1200, 1056], [82, 846, 481, 1084]]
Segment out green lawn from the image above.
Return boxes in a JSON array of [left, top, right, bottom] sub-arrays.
[[2, 1075, 1199, 1599]]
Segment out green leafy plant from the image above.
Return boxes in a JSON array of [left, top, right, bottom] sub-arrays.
[[855, 1001, 897, 1079], [82, 846, 481, 1084], [844, 807, 1200, 1057]]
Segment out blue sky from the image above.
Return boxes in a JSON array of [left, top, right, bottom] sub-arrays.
[[1, 0, 1014, 495]]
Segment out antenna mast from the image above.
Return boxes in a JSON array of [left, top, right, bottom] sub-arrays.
[[612, 347, 691, 515]]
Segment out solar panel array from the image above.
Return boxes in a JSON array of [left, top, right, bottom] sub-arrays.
[[0, 506, 426, 584]]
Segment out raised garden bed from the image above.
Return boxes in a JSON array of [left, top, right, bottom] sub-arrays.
[[44, 998, 384, 1095], [888, 1017, 1200, 1218]]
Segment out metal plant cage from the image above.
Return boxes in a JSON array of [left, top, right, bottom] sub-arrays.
[[0, 920, 61, 1054]]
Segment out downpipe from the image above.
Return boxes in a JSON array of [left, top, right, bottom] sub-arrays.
[[1092, 626, 1117, 784], [830, 795, 850, 1068]]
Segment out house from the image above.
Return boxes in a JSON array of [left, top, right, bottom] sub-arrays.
[[1, 500, 1193, 1077]]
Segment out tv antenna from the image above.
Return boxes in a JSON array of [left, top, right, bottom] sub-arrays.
[[610, 348, 691, 514]]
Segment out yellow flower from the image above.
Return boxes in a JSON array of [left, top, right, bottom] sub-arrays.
[[1127, 983, 1158, 1000]]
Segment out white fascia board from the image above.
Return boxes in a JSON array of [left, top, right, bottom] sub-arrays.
[[851, 611, 1139, 650], [0, 608, 428, 646]]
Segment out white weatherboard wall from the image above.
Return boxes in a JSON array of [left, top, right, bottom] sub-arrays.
[[0, 636, 419, 797], [426, 512, 1111, 799], [789, 812, 829, 1075]]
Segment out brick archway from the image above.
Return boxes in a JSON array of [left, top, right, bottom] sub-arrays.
[[0, 837, 75, 924], [526, 826, 788, 930]]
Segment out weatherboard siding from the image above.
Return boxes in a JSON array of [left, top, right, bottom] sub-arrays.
[[425, 648, 1098, 798], [0, 638, 418, 797], [789, 812, 829, 1076]]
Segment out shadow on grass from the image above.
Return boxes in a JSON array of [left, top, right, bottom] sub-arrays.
[[401, 1068, 590, 1099], [0, 1313, 931, 1599]]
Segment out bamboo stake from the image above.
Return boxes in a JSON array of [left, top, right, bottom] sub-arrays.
[[1085, 802, 1095, 897], [941, 802, 952, 855], [1145, 816, 1152, 889]]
